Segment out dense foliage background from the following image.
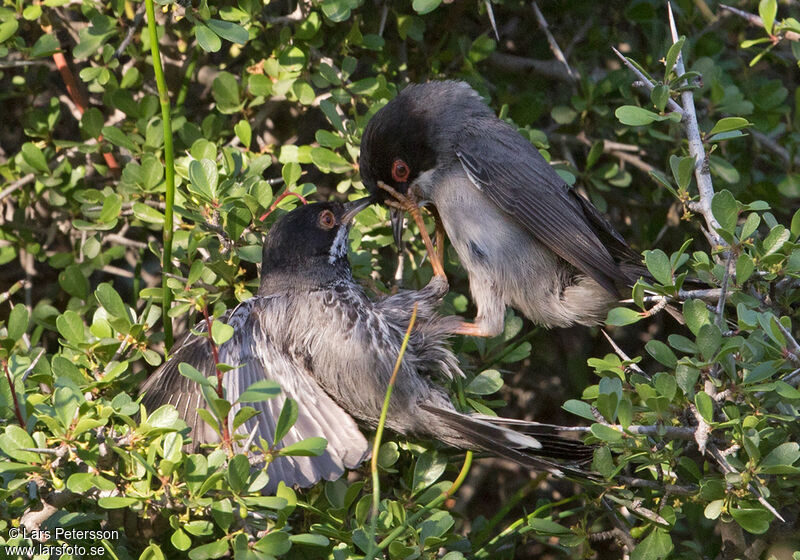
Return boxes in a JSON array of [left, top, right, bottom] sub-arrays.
[[1, 0, 800, 558]]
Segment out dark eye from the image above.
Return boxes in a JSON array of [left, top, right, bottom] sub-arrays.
[[391, 158, 411, 182], [318, 210, 336, 230]]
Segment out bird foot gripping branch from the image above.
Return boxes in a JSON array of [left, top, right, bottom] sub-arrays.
[[377, 180, 446, 278]]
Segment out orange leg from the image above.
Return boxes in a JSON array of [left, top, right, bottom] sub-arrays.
[[377, 181, 445, 278], [449, 321, 495, 338]]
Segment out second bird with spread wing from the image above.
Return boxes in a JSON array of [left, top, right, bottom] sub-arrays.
[[360, 80, 644, 337]]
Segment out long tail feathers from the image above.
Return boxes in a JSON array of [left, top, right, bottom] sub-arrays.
[[420, 404, 600, 481]]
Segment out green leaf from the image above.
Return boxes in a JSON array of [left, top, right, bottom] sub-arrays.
[[664, 36, 685, 78], [282, 161, 302, 186], [321, 0, 353, 22], [730, 507, 772, 534], [101, 125, 137, 152], [736, 254, 754, 284], [740, 212, 760, 240], [188, 159, 218, 201], [631, 528, 673, 560], [759, 0, 777, 35], [212, 71, 241, 114], [413, 449, 447, 492], [98, 496, 138, 509], [279, 436, 327, 456], [0, 18, 19, 43], [645, 340, 677, 368], [227, 454, 250, 494], [254, 532, 291, 555], [95, 283, 131, 325], [146, 405, 181, 429], [709, 117, 750, 136], [760, 442, 800, 474], [606, 307, 643, 326], [274, 398, 298, 444], [7, 304, 29, 341], [238, 379, 281, 403], [683, 299, 710, 336], [58, 264, 89, 300], [178, 362, 215, 388], [194, 23, 221, 52], [21, 142, 49, 173], [711, 190, 739, 233], [57, 310, 85, 345], [210, 320, 233, 346], [590, 423, 623, 442], [696, 323, 722, 360], [187, 538, 229, 560], [171, 529, 191, 551], [563, 399, 596, 421], [211, 498, 233, 531], [0, 425, 38, 463], [465, 369, 503, 395], [133, 202, 165, 224], [412, 0, 441, 15], [762, 224, 790, 256], [694, 391, 714, 423], [650, 85, 670, 112], [615, 105, 678, 126], [310, 147, 352, 173], [81, 108, 104, 138], [643, 249, 672, 285], [234, 120, 251, 148], [205, 19, 248, 44]]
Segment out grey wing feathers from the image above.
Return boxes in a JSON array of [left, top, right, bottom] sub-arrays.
[[139, 328, 220, 447], [226, 300, 369, 490], [140, 297, 370, 490], [455, 125, 627, 296]]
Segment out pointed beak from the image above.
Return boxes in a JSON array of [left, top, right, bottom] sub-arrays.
[[390, 207, 405, 248], [341, 196, 373, 225]]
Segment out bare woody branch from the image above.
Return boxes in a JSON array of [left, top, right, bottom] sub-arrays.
[[667, 3, 725, 250], [720, 4, 800, 42]]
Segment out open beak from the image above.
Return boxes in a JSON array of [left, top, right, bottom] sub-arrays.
[[390, 207, 405, 249], [341, 196, 373, 225]]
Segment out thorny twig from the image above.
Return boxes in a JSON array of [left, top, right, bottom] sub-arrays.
[[3, 359, 26, 427], [611, 47, 684, 115], [774, 318, 800, 364], [485, 0, 499, 41], [714, 251, 734, 329], [720, 4, 800, 42], [200, 306, 232, 452], [114, 2, 146, 58], [667, 2, 725, 250], [709, 444, 785, 522], [531, 2, 576, 80], [600, 329, 649, 378]]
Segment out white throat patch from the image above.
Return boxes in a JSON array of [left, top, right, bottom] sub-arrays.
[[328, 226, 349, 264]]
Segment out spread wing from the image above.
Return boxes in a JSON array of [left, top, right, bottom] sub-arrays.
[[455, 125, 631, 295], [140, 297, 370, 489]]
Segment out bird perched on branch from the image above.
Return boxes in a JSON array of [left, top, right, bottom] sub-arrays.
[[359, 80, 645, 337], [140, 199, 593, 490]]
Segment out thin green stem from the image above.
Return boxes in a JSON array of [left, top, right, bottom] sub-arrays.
[[365, 303, 418, 560], [471, 472, 547, 549], [473, 494, 584, 558], [145, 0, 176, 349], [377, 450, 473, 551]]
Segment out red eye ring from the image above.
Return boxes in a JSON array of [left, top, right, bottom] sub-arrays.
[[318, 210, 336, 230], [391, 158, 410, 182]]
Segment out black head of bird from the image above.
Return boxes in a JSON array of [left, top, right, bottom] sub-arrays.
[[257, 198, 368, 294], [141, 198, 594, 491], [359, 80, 643, 337]]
